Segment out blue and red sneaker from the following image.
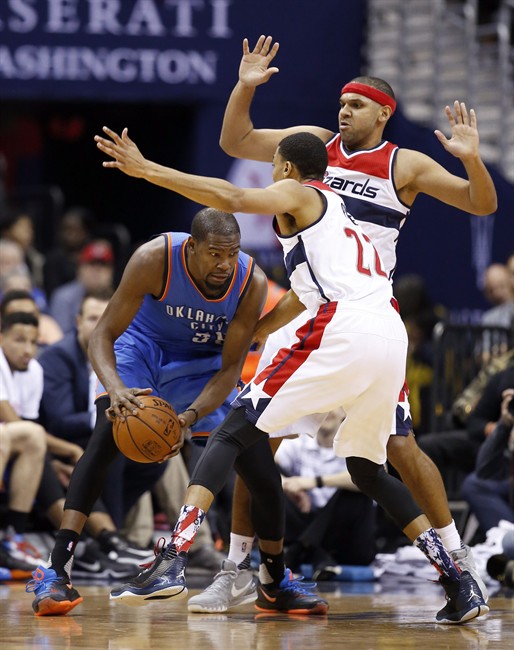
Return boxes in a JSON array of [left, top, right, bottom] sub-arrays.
[[255, 569, 329, 615], [26, 566, 83, 616]]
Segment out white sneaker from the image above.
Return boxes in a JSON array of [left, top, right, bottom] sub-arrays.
[[188, 559, 256, 613], [450, 545, 489, 603]]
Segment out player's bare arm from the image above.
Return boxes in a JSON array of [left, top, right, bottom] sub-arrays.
[[96, 127, 322, 221], [219, 35, 332, 161], [181, 265, 267, 422], [88, 237, 166, 419], [395, 101, 497, 214], [253, 289, 306, 349]]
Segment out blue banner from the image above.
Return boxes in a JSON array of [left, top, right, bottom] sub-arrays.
[[0, 0, 366, 102]]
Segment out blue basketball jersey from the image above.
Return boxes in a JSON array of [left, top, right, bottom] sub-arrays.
[[98, 232, 255, 444], [123, 232, 255, 358]]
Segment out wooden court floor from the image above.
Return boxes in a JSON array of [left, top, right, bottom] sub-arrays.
[[2, 580, 512, 649]]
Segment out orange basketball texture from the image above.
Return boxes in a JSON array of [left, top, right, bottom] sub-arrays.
[[113, 395, 182, 463]]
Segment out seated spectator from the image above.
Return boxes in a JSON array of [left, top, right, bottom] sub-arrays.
[[38, 290, 112, 449], [0, 286, 63, 349], [275, 408, 377, 574], [0, 311, 145, 578], [0, 421, 47, 578], [0, 204, 45, 291], [418, 348, 514, 484], [49, 239, 114, 333], [461, 380, 514, 536], [0, 239, 48, 314], [481, 254, 514, 329], [43, 207, 94, 298]]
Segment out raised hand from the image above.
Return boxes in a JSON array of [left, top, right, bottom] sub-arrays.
[[239, 35, 280, 88], [434, 101, 480, 161], [95, 126, 147, 177]]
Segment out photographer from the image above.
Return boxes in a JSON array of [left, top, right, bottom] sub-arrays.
[[461, 368, 514, 534]]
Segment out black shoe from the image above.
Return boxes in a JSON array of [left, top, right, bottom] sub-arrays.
[[255, 569, 328, 615], [436, 570, 490, 624], [97, 531, 153, 566], [72, 539, 139, 580]]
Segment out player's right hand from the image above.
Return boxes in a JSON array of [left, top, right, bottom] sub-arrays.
[[106, 387, 152, 421], [239, 35, 280, 87]]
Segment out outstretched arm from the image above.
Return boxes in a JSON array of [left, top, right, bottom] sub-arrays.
[[95, 126, 315, 219], [253, 289, 306, 349], [219, 35, 332, 161], [397, 101, 497, 214]]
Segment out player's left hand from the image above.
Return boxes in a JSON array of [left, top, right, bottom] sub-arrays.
[[159, 427, 185, 462], [434, 101, 480, 161], [95, 127, 147, 177]]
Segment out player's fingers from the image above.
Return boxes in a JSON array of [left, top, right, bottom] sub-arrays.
[[253, 34, 265, 53], [453, 100, 463, 122], [445, 105, 456, 127], [261, 35, 273, 56], [434, 130, 448, 145], [106, 406, 117, 422], [102, 125, 122, 144], [469, 107, 477, 129], [460, 102, 469, 124], [95, 137, 116, 154], [242, 38, 249, 55], [267, 42, 280, 61]]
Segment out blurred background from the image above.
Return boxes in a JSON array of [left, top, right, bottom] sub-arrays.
[[0, 0, 513, 316]]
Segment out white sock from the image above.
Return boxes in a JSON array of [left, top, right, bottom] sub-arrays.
[[228, 533, 254, 568], [435, 520, 462, 553]]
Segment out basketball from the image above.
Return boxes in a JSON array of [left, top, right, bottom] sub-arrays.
[[113, 395, 182, 463]]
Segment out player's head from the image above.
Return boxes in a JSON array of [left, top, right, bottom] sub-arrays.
[[0, 311, 39, 371], [273, 132, 328, 183], [338, 76, 396, 148], [188, 208, 241, 294]]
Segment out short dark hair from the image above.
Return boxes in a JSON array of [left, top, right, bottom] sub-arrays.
[[78, 288, 113, 315], [1, 311, 39, 333], [277, 132, 328, 181], [0, 289, 35, 320], [191, 208, 241, 242], [349, 76, 396, 101]]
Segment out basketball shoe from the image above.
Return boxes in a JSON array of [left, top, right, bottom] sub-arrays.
[[26, 566, 83, 616], [450, 544, 489, 602], [97, 530, 154, 566], [436, 570, 489, 624], [0, 527, 43, 569], [255, 569, 328, 615], [188, 559, 256, 613], [110, 543, 188, 605], [72, 539, 139, 579]]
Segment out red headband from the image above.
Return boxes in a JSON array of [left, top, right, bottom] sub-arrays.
[[340, 82, 396, 114]]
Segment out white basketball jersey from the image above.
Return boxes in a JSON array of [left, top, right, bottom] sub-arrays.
[[275, 181, 394, 315], [324, 136, 410, 279]]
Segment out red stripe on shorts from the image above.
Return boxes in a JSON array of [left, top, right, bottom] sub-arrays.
[[256, 302, 337, 398]]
